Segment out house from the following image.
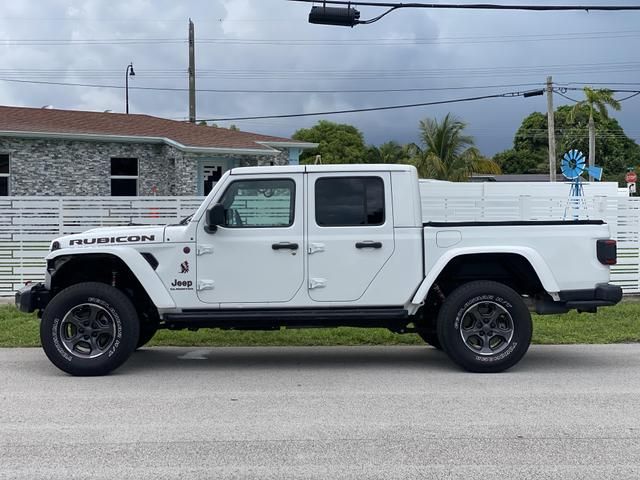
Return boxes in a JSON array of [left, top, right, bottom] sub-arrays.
[[0, 105, 317, 196]]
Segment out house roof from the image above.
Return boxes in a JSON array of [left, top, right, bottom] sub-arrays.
[[0, 105, 316, 155]]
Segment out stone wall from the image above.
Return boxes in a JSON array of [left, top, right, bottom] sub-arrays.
[[0, 137, 289, 196]]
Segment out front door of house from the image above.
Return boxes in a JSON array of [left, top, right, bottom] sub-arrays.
[[199, 160, 230, 196]]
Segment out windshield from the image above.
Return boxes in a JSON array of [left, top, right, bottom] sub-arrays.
[[178, 213, 195, 225]]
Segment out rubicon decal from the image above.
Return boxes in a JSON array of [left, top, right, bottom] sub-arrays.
[[69, 235, 155, 246]]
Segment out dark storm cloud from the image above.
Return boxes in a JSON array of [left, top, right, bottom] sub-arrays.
[[0, 0, 639, 155]]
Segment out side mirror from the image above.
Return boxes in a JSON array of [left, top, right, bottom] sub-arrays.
[[206, 204, 226, 233]]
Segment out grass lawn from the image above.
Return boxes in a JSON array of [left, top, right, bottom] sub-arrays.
[[1, 302, 639, 348]]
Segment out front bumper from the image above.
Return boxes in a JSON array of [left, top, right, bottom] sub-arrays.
[[536, 283, 623, 315], [15, 283, 50, 314]]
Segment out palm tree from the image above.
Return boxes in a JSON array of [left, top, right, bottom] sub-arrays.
[[570, 87, 621, 181], [366, 141, 408, 164], [411, 114, 500, 181]]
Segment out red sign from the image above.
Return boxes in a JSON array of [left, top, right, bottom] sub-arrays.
[[626, 171, 637, 183]]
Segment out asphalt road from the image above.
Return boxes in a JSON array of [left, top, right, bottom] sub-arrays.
[[1, 345, 640, 480]]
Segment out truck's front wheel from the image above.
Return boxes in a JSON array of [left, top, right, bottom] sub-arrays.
[[437, 281, 532, 373], [40, 282, 140, 376]]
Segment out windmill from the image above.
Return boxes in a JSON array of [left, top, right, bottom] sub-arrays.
[[561, 149, 603, 220]]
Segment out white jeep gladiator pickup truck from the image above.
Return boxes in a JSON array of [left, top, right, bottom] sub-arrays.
[[16, 164, 622, 376]]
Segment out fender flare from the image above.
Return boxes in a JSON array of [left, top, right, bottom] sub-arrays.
[[411, 246, 560, 305], [46, 247, 176, 310]]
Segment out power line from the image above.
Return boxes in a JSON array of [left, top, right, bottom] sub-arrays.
[[0, 77, 545, 94], [290, 0, 640, 11], [618, 92, 640, 102], [553, 87, 640, 102], [1, 61, 638, 75], [554, 91, 581, 103], [195, 30, 640, 45], [198, 90, 536, 122], [0, 38, 185, 46], [3, 77, 639, 101], [2, 29, 640, 47]]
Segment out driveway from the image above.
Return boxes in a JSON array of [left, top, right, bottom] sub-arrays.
[[1, 345, 639, 479]]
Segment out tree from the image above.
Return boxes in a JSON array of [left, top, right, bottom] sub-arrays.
[[570, 88, 621, 180], [292, 120, 367, 164], [493, 149, 546, 175], [494, 107, 640, 185], [365, 141, 410, 164], [412, 114, 501, 181]]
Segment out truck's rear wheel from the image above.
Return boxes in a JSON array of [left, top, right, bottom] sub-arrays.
[[437, 281, 532, 373], [40, 282, 140, 376]]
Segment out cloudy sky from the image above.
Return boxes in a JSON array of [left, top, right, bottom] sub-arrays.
[[1, 0, 639, 155]]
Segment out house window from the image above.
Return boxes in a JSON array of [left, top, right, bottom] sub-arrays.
[[0, 154, 9, 196], [315, 177, 385, 227], [111, 157, 138, 196]]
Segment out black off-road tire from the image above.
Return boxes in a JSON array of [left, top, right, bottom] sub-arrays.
[[40, 282, 140, 376], [437, 281, 532, 373], [136, 323, 158, 349], [418, 331, 442, 350], [416, 301, 443, 349]]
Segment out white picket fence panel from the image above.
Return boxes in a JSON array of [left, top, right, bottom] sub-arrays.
[[0, 197, 203, 296], [420, 193, 640, 294], [2, 192, 640, 296]]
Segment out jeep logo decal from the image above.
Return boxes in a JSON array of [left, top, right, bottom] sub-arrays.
[[69, 235, 155, 246], [170, 279, 193, 291]]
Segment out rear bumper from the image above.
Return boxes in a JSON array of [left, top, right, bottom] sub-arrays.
[[15, 283, 50, 313], [536, 283, 623, 315]]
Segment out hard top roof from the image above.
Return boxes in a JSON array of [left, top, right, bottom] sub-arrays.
[[230, 164, 417, 175]]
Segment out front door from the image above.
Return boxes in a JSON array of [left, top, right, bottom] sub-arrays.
[[306, 172, 395, 302], [196, 174, 305, 305], [199, 160, 230, 196]]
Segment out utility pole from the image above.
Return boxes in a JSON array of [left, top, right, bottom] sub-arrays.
[[188, 19, 196, 123], [546, 76, 557, 182]]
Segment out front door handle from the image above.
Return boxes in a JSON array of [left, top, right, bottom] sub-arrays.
[[356, 241, 383, 249], [272, 242, 299, 251]]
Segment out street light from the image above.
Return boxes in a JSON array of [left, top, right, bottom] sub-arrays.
[[309, 5, 361, 26], [294, 0, 640, 27], [125, 63, 135, 114]]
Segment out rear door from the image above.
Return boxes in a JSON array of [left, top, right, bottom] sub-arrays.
[[306, 172, 395, 302]]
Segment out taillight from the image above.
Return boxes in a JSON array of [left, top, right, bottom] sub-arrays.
[[597, 239, 617, 265]]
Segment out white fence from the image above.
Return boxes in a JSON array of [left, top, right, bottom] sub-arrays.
[[1, 197, 203, 296], [420, 194, 640, 294], [2, 192, 640, 296]]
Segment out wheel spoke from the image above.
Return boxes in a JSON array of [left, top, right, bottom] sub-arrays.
[[89, 306, 99, 323], [94, 321, 114, 335], [87, 335, 98, 354], [494, 326, 513, 340], [479, 339, 495, 355], [460, 327, 479, 343], [487, 306, 502, 323], [67, 315, 84, 331]]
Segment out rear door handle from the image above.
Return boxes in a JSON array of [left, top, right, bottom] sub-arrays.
[[356, 241, 383, 249], [272, 242, 299, 251]]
